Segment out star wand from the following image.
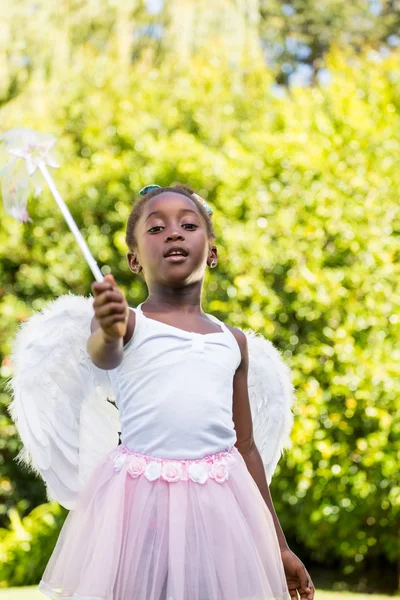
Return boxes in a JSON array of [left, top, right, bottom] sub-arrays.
[[0, 128, 104, 282]]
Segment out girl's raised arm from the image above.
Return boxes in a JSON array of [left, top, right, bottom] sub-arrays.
[[87, 274, 132, 370]]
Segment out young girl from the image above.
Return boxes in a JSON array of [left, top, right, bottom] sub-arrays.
[[38, 184, 314, 600]]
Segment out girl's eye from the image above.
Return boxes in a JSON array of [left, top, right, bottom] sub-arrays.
[[148, 223, 198, 233]]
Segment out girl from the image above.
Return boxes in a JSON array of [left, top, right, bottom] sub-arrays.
[[38, 184, 314, 600]]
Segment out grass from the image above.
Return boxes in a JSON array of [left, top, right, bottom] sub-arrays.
[[0, 587, 397, 599]]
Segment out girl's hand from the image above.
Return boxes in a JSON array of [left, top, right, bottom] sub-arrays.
[[281, 548, 314, 600], [91, 274, 129, 342]]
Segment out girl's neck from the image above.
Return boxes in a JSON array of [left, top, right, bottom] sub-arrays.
[[144, 284, 203, 315]]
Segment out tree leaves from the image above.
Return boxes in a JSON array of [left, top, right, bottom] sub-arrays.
[[0, 15, 399, 579]]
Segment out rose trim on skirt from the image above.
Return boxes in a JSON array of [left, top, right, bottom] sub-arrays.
[[113, 446, 234, 484]]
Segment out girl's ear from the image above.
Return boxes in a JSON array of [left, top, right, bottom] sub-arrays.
[[207, 245, 218, 268], [127, 252, 143, 274]]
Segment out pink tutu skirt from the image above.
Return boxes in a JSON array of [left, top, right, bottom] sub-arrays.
[[39, 446, 290, 600]]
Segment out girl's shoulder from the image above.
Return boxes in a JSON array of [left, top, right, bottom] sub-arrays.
[[224, 323, 246, 346], [212, 317, 247, 360]]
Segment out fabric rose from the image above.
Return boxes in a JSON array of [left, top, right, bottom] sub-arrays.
[[161, 461, 183, 483], [210, 460, 229, 483], [127, 456, 147, 478], [113, 453, 127, 472], [144, 461, 162, 482], [188, 462, 209, 484]]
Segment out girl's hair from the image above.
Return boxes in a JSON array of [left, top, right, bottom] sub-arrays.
[[125, 183, 215, 250]]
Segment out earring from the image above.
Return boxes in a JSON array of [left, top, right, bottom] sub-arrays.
[[210, 261, 217, 268]]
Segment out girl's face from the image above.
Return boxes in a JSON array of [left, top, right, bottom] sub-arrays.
[[127, 192, 217, 288]]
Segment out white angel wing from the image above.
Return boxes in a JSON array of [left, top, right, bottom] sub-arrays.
[[246, 330, 295, 483], [7, 294, 120, 510]]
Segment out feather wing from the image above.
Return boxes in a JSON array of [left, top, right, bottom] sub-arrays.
[[7, 294, 120, 510], [246, 329, 295, 483]]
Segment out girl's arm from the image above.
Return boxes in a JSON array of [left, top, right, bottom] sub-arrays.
[[87, 325, 125, 370], [87, 274, 133, 370], [229, 327, 289, 550], [229, 326, 314, 600]]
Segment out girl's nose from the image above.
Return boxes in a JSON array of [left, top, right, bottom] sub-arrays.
[[165, 230, 185, 242]]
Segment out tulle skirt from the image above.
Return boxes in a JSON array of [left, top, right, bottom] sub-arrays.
[[39, 446, 290, 600]]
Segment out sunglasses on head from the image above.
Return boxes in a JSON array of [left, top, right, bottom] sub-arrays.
[[139, 184, 213, 215]]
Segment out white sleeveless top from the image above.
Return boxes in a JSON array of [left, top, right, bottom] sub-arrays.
[[108, 304, 241, 460]]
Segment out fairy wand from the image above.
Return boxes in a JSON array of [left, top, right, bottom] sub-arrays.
[[0, 128, 130, 337], [1, 128, 104, 282]]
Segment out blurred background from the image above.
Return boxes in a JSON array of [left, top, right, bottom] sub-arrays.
[[0, 0, 399, 596]]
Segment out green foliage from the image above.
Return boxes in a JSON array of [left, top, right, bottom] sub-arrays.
[[0, 504, 67, 586], [2, 0, 399, 100], [260, 0, 400, 83], [0, 19, 399, 585]]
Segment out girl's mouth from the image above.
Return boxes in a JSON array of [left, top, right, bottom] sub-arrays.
[[164, 254, 188, 263], [164, 246, 189, 262]]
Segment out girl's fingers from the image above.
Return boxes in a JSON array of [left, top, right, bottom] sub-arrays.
[[92, 273, 127, 337], [306, 580, 315, 600], [100, 313, 127, 327], [300, 572, 314, 600], [289, 585, 312, 600], [92, 274, 118, 296], [303, 584, 314, 600], [92, 280, 113, 293], [104, 274, 116, 284], [96, 303, 127, 318], [92, 282, 118, 295], [288, 585, 298, 600], [93, 290, 124, 306]]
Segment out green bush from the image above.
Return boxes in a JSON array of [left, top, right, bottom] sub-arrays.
[[0, 504, 66, 586], [0, 38, 398, 583]]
